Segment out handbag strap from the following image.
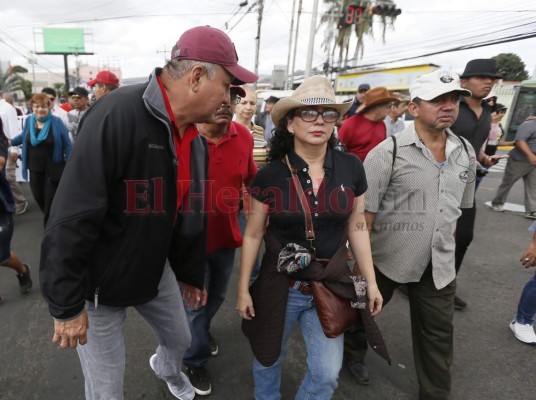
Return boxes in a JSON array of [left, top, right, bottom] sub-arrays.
[[284, 155, 315, 254]]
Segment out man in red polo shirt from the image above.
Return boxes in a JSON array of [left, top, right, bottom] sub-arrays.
[[338, 87, 398, 161], [182, 85, 257, 396]]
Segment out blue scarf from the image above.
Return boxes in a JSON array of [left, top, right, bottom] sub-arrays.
[[29, 112, 52, 146]]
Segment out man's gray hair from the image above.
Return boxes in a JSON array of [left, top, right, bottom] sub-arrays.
[[2, 92, 14, 101], [165, 59, 218, 80]]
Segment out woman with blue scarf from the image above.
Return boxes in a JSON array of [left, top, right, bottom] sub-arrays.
[[11, 93, 72, 224]]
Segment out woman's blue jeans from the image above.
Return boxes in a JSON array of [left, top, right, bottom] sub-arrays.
[[515, 271, 536, 325], [253, 288, 344, 400]]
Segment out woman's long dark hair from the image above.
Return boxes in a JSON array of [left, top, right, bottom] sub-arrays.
[[267, 110, 337, 162]]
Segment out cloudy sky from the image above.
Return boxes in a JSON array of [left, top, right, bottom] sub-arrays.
[[1, 0, 535, 81]]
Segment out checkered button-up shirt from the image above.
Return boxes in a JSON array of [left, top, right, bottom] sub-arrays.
[[364, 124, 476, 289]]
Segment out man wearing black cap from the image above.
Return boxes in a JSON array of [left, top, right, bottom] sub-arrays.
[[40, 25, 258, 400], [67, 87, 90, 140], [450, 58, 501, 310], [345, 83, 371, 118]]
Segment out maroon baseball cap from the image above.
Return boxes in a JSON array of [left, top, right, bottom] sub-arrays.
[[87, 71, 120, 87], [171, 26, 258, 85]]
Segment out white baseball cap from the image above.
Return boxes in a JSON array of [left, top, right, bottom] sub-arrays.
[[410, 70, 472, 101]]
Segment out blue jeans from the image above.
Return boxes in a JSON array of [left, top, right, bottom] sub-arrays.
[[77, 263, 191, 400], [515, 271, 536, 325], [253, 288, 344, 400], [183, 247, 236, 368]]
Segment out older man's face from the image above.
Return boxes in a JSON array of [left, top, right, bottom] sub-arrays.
[[411, 92, 460, 132]]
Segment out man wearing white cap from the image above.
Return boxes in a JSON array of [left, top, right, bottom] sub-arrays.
[[344, 70, 476, 400]]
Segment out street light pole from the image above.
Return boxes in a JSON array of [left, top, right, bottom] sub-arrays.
[[284, 0, 297, 90], [253, 0, 264, 90], [304, 0, 319, 78], [289, 0, 303, 89]]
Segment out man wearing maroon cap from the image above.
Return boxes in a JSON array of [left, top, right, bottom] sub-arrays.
[[182, 85, 257, 395], [40, 25, 257, 400], [87, 70, 120, 100]]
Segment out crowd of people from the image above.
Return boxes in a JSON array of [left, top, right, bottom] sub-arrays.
[[0, 24, 535, 400]]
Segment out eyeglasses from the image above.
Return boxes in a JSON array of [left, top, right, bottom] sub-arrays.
[[297, 109, 340, 123], [231, 95, 241, 105], [32, 104, 49, 110]]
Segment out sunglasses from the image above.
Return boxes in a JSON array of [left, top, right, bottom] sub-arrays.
[[71, 95, 81, 99], [231, 95, 241, 105]]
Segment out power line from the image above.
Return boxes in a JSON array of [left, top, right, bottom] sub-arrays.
[[333, 31, 536, 73]]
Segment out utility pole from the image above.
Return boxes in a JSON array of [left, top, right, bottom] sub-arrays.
[[304, 0, 319, 78], [285, 0, 298, 90], [289, 0, 303, 89], [253, 0, 264, 90]]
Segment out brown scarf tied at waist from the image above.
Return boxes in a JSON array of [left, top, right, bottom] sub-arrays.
[[242, 231, 391, 367]]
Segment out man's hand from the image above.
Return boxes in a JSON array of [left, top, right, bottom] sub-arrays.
[[520, 242, 536, 268], [52, 311, 89, 349], [182, 283, 206, 309], [480, 154, 499, 168]]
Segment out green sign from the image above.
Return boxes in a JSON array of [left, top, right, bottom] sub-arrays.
[[43, 27, 85, 54]]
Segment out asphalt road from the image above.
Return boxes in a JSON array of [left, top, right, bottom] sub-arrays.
[[1, 161, 535, 400]]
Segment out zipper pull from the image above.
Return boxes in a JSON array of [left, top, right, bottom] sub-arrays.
[[94, 287, 99, 309]]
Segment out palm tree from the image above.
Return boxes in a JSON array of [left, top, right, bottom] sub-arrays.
[[0, 63, 28, 93], [321, 0, 399, 71]]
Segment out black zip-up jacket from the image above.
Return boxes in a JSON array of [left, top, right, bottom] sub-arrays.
[[40, 69, 208, 320]]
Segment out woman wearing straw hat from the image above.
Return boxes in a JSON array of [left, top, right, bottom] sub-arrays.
[[237, 75, 384, 399]]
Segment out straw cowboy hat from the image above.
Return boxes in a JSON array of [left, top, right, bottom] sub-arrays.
[[355, 86, 399, 115], [271, 75, 352, 126]]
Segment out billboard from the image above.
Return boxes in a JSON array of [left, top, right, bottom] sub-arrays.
[[42, 28, 85, 54], [335, 64, 439, 93]]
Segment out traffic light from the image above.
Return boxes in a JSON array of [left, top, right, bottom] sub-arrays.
[[372, 4, 401, 17], [341, 3, 401, 26]]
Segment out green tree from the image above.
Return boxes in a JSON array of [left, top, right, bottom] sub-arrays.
[[492, 53, 529, 81], [20, 79, 33, 101], [0, 63, 28, 92], [321, 0, 399, 70]]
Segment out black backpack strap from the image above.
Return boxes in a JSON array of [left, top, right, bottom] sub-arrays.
[[391, 135, 397, 168], [451, 133, 469, 156]]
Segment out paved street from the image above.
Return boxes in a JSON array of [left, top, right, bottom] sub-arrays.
[[1, 162, 535, 400]]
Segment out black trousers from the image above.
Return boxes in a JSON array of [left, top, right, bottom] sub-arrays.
[[344, 263, 456, 400], [29, 170, 59, 226], [454, 200, 476, 273]]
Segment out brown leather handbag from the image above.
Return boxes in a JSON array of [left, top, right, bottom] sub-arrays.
[[285, 155, 361, 338]]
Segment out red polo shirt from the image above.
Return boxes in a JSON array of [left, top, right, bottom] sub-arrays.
[[157, 75, 198, 210], [205, 121, 257, 253], [338, 114, 387, 162]]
